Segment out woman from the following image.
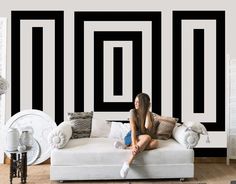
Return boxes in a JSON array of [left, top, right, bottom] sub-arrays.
[[114, 93, 159, 178]]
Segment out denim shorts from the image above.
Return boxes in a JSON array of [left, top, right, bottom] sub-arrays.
[[124, 130, 140, 145]]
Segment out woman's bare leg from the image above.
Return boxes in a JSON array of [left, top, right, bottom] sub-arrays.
[[127, 134, 151, 165], [120, 135, 155, 178], [145, 139, 158, 150]]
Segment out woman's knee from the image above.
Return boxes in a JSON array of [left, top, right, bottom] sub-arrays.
[[138, 134, 151, 143], [147, 140, 158, 149], [143, 134, 152, 142], [152, 140, 159, 148]]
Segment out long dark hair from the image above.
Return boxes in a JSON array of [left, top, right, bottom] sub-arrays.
[[135, 93, 152, 133]]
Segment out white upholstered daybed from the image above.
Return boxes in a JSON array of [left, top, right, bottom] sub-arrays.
[[48, 120, 200, 181]]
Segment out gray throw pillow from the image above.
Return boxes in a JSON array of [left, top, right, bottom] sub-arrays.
[[68, 111, 93, 120], [155, 114, 178, 140], [67, 112, 93, 139]]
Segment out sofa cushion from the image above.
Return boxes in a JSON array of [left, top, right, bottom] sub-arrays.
[[67, 112, 93, 139], [48, 121, 72, 149], [67, 112, 93, 120], [90, 118, 111, 138], [51, 138, 193, 166], [156, 115, 178, 140], [108, 122, 130, 140]]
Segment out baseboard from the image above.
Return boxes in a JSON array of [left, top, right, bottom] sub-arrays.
[[194, 157, 226, 163], [195, 157, 236, 163]]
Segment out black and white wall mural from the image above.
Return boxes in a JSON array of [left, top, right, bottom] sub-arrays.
[[10, 10, 226, 156]]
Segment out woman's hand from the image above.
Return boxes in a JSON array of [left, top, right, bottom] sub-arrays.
[[132, 144, 139, 156]]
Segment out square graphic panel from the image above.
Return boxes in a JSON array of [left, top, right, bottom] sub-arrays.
[[94, 31, 142, 111], [75, 12, 161, 116]]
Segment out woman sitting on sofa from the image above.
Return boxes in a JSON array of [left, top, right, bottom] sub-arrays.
[[114, 93, 159, 178]]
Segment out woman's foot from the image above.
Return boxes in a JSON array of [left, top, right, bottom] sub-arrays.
[[120, 162, 129, 178], [114, 141, 127, 149]]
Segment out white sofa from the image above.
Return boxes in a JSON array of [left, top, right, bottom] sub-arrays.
[[48, 121, 199, 181]]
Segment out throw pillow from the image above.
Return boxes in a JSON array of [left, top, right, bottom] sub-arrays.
[[48, 121, 72, 149], [67, 111, 93, 120], [108, 121, 130, 140], [67, 112, 93, 139], [172, 123, 200, 149], [183, 121, 207, 135], [183, 121, 210, 143], [156, 115, 178, 140], [90, 118, 112, 138]]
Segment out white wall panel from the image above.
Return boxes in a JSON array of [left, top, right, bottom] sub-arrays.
[[103, 41, 132, 102], [20, 20, 55, 120], [182, 20, 216, 122]]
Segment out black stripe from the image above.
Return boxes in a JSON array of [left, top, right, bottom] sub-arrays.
[[74, 12, 84, 112], [173, 12, 182, 122], [151, 12, 162, 115], [113, 47, 123, 96], [32, 27, 43, 110], [11, 12, 21, 116], [54, 12, 64, 124], [193, 29, 204, 113]]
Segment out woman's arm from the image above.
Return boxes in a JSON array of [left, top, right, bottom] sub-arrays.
[[130, 118, 137, 146], [145, 111, 153, 130], [130, 118, 139, 155]]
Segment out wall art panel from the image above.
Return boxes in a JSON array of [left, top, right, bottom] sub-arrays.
[[173, 11, 226, 156], [74, 12, 161, 119], [173, 11, 225, 131], [11, 11, 64, 124]]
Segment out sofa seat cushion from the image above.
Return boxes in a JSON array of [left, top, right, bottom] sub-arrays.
[[51, 138, 193, 166]]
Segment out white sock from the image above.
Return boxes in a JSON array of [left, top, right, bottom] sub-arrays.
[[120, 162, 129, 178], [114, 141, 127, 149]]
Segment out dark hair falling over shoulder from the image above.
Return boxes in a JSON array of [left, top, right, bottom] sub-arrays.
[[136, 93, 150, 114], [135, 93, 151, 133]]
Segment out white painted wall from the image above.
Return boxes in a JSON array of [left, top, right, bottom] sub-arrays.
[[0, 18, 7, 163]]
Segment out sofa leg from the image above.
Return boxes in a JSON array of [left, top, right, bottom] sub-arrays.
[[59, 180, 64, 183], [180, 178, 185, 182]]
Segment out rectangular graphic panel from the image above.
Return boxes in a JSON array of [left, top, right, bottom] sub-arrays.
[[11, 11, 64, 124]]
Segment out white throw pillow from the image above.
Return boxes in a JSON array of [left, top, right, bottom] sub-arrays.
[[48, 121, 72, 149], [183, 121, 210, 143], [90, 118, 111, 138], [172, 123, 200, 149], [183, 121, 207, 134], [108, 121, 130, 140]]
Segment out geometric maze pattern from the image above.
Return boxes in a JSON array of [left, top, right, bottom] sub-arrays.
[[75, 12, 161, 115], [94, 31, 142, 111]]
